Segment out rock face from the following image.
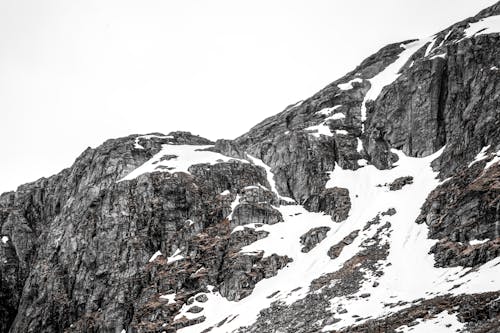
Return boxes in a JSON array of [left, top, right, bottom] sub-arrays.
[[417, 158, 500, 267], [1, 2, 500, 333], [300, 227, 331, 253], [304, 187, 351, 222], [388, 176, 414, 191], [327, 230, 360, 259], [231, 203, 283, 228]]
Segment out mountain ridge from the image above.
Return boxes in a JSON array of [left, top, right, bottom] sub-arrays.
[[1, 2, 499, 333]]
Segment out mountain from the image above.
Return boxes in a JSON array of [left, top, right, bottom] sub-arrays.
[[1, 2, 500, 333]]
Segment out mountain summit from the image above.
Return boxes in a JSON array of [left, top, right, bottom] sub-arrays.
[[1, 2, 500, 333]]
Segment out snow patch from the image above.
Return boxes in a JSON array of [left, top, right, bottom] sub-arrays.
[[439, 29, 454, 47], [430, 53, 446, 60], [167, 249, 184, 264], [305, 123, 334, 137], [227, 194, 241, 220], [469, 145, 491, 167], [315, 105, 341, 116], [1, 236, 8, 243], [119, 144, 246, 181], [338, 78, 363, 90], [288, 100, 304, 110], [360, 38, 432, 127], [357, 138, 364, 153], [220, 190, 230, 196], [469, 146, 500, 171], [149, 251, 162, 263], [330, 113, 345, 120], [174, 288, 219, 322], [357, 159, 368, 167], [484, 152, 500, 170], [134, 134, 173, 149], [484, 149, 500, 170], [159, 293, 177, 304], [424, 37, 437, 57], [306, 105, 345, 138], [246, 155, 295, 203], [469, 239, 490, 246], [463, 15, 500, 38]]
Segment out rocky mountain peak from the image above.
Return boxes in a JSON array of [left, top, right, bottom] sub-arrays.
[[1, 2, 499, 333]]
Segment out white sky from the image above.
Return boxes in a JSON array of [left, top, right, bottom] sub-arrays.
[[0, 0, 497, 193]]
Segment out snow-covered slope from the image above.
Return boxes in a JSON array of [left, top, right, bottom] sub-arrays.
[[163, 147, 498, 333], [1, 2, 500, 333]]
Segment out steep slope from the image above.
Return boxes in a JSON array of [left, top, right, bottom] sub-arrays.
[[1, 3, 500, 333]]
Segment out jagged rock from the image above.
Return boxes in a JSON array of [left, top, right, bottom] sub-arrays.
[[417, 161, 500, 267], [363, 215, 382, 231], [172, 316, 206, 330], [381, 208, 396, 216], [230, 203, 283, 228], [431, 239, 499, 267], [229, 227, 270, 249], [389, 176, 414, 191], [195, 294, 208, 303], [239, 185, 279, 205], [187, 306, 204, 313], [328, 230, 360, 259], [304, 187, 351, 222], [219, 253, 292, 301], [300, 227, 331, 253]]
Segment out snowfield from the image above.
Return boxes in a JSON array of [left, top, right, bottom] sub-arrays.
[[463, 14, 500, 38], [119, 143, 247, 181]]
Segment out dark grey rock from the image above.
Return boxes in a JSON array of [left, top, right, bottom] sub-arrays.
[[328, 230, 360, 259], [187, 305, 204, 314], [219, 253, 292, 301], [2, 2, 500, 332], [300, 226, 331, 253], [195, 294, 208, 303], [389, 176, 414, 191], [230, 203, 283, 228], [304, 187, 351, 222], [417, 162, 500, 267]]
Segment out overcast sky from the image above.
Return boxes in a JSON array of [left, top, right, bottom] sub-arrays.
[[0, 0, 497, 193]]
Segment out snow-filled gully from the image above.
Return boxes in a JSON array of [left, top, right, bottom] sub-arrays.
[[176, 148, 500, 333]]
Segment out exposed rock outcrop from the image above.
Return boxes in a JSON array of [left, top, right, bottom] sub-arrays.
[[1, 2, 500, 333], [327, 230, 360, 259], [300, 227, 331, 253], [304, 187, 351, 222]]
